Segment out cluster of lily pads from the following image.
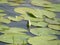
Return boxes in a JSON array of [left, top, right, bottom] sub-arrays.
[[0, 0, 60, 45]]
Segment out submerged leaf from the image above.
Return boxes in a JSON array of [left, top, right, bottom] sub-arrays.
[[48, 24, 60, 30], [30, 28, 60, 36], [28, 36, 60, 45]]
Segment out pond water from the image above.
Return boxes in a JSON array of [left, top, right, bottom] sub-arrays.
[[0, 0, 60, 45]]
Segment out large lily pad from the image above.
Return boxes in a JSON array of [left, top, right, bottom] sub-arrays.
[[0, 33, 30, 45], [48, 24, 60, 30], [30, 28, 60, 36], [28, 36, 60, 45]]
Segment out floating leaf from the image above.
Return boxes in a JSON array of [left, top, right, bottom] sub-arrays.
[[0, 9, 5, 12], [0, 14, 6, 17], [2, 27, 28, 33], [8, 16, 23, 21], [45, 4, 60, 12], [0, 33, 30, 45], [42, 10, 56, 18], [0, 0, 8, 3], [14, 7, 44, 18], [7, 2, 20, 6], [48, 24, 60, 30], [31, 21, 48, 27], [0, 17, 11, 24], [45, 18, 60, 24], [28, 36, 60, 45], [31, 0, 53, 7], [0, 24, 9, 31], [30, 28, 60, 36]]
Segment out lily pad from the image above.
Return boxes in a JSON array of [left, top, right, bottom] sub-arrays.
[[30, 28, 60, 36], [45, 4, 60, 12], [48, 24, 60, 30], [31, 21, 48, 27], [0, 0, 8, 3], [0, 14, 6, 17], [31, 0, 53, 7], [8, 16, 23, 21], [0, 9, 5, 12], [0, 33, 30, 45], [0, 24, 9, 31], [28, 36, 60, 45], [3, 27, 28, 33], [42, 10, 56, 18], [45, 18, 60, 24], [0, 17, 11, 24]]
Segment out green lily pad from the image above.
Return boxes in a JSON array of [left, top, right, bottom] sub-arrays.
[[48, 24, 60, 30], [0, 14, 6, 17], [45, 4, 60, 12], [7, 2, 20, 6], [0, 33, 30, 45], [3, 27, 28, 33], [0, 17, 11, 24], [0, 9, 5, 12], [31, 0, 53, 7], [31, 21, 48, 27], [0, 0, 8, 3], [0, 24, 9, 31], [42, 10, 56, 18], [8, 16, 23, 21], [30, 28, 60, 36], [28, 36, 60, 45], [14, 7, 44, 18], [45, 18, 60, 24]]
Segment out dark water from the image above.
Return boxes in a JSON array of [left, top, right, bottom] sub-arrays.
[[0, 0, 60, 45]]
